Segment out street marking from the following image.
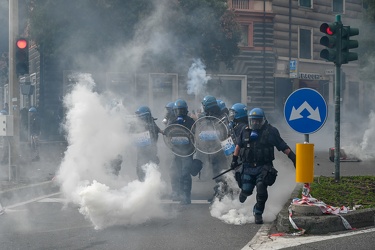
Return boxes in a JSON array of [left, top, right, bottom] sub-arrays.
[[38, 197, 67, 203], [3, 192, 61, 210], [161, 200, 210, 204], [242, 225, 375, 249]]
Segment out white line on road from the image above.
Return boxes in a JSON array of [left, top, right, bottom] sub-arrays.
[[242, 225, 375, 249], [4, 192, 61, 210]]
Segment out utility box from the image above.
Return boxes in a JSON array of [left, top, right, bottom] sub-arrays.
[[0, 115, 14, 136]]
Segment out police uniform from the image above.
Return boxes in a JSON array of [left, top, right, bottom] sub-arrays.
[[132, 106, 162, 181], [169, 115, 195, 205], [236, 122, 291, 217]]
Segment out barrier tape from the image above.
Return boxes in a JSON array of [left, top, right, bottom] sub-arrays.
[[287, 183, 353, 235]]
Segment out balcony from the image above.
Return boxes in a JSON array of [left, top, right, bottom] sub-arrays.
[[229, 0, 272, 12], [232, 0, 250, 10]]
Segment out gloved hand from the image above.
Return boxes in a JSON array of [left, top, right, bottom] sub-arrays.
[[288, 151, 296, 168], [230, 155, 239, 169]]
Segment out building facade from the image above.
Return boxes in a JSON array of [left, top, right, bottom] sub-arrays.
[[18, 0, 364, 139], [226, 0, 364, 118]]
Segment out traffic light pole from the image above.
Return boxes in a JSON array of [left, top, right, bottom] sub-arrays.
[[334, 15, 342, 182], [334, 64, 341, 182], [320, 14, 359, 183], [9, 0, 21, 181]]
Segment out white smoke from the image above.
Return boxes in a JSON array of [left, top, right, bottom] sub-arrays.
[[187, 58, 211, 96], [56, 73, 169, 229], [341, 110, 375, 160], [209, 153, 296, 224]]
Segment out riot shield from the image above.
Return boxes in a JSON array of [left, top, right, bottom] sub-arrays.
[[163, 124, 195, 157], [191, 116, 229, 154]]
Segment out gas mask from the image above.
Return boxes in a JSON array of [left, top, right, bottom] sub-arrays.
[[250, 130, 259, 140], [176, 116, 184, 124]]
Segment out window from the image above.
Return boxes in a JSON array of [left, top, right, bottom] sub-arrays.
[[299, 0, 312, 8], [240, 25, 249, 46], [333, 0, 344, 13], [299, 28, 312, 59], [239, 24, 253, 47]]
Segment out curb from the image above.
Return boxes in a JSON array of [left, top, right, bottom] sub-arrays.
[[0, 180, 60, 207], [275, 184, 375, 234]]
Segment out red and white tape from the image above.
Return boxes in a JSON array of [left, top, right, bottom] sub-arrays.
[[288, 183, 352, 235]]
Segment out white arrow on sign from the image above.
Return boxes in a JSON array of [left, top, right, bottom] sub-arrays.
[[289, 101, 321, 122]]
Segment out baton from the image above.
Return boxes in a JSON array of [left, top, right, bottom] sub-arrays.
[[212, 163, 242, 180]]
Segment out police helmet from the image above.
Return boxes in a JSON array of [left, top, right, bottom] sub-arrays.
[[201, 95, 218, 112], [216, 100, 226, 111], [173, 99, 188, 117], [135, 106, 151, 119], [29, 107, 37, 113], [248, 108, 266, 130], [165, 102, 175, 111], [229, 103, 248, 121]]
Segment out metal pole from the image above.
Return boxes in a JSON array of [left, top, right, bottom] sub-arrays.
[[334, 65, 341, 182], [9, 0, 21, 181], [334, 15, 342, 182]]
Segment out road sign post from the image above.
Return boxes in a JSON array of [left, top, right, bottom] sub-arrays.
[[284, 88, 328, 135], [284, 88, 328, 185]]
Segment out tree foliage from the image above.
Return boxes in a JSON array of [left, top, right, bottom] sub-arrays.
[[27, 0, 241, 71]]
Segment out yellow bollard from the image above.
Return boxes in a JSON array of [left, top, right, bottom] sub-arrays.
[[296, 143, 314, 183]]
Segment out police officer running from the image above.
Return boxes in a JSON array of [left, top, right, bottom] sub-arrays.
[[169, 99, 196, 205], [230, 108, 296, 224]]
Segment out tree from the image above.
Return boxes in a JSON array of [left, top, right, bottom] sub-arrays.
[[27, 0, 241, 72]]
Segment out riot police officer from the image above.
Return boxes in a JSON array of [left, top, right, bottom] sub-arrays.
[[231, 108, 296, 224], [200, 95, 229, 177], [162, 102, 176, 126], [133, 106, 163, 181], [228, 103, 248, 144], [169, 99, 196, 205], [228, 103, 248, 187], [217, 99, 229, 117]]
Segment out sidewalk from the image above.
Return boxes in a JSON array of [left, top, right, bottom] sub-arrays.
[[0, 141, 65, 207]]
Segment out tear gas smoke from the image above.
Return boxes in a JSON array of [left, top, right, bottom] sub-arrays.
[[340, 110, 375, 160], [187, 58, 212, 96], [209, 153, 295, 224], [56, 73, 169, 229]]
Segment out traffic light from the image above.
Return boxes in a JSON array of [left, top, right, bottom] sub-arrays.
[[341, 26, 359, 64], [15, 37, 29, 75], [320, 22, 340, 64]]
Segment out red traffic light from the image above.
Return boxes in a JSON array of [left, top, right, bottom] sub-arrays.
[[326, 27, 333, 35], [320, 23, 338, 36], [16, 39, 28, 49]]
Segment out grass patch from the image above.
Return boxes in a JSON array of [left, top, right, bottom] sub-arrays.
[[306, 176, 375, 209]]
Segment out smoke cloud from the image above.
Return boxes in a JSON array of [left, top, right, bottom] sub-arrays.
[[56, 74, 170, 229], [187, 58, 212, 96]]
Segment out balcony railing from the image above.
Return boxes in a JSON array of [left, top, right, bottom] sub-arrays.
[[232, 0, 250, 10]]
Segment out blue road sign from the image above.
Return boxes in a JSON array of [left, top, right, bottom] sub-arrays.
[[290, 60, 296, 71], [284, 88, 327, 134]]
